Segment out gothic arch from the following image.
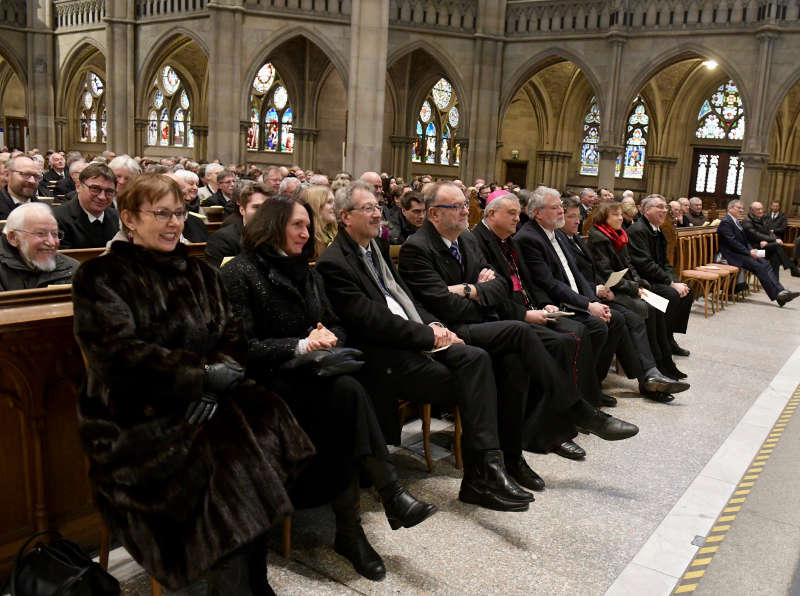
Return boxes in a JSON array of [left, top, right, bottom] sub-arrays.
[[0, 37, 26, 88], [763, 64, 800, 141], [56, 40, 106, 119]]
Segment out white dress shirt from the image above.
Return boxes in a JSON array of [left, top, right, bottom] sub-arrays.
[[544, 228, 579, 293]]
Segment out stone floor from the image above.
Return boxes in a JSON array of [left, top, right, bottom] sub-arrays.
[[108, 274, 800, 596]]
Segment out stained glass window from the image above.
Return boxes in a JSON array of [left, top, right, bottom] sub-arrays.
[[694, 153, 720, 193], [410, 77, 460, 166], [725, 155, 744, 195], [696, 80, 745, 140], [146, 65, 193, 147], [579, 97, 600, 176], [619, 98, 649, 179], [78, 71, 106, 144], [248, 62, 293, 153]]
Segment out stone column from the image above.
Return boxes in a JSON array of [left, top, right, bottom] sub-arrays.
[[239, 120, 250, 165], [105, 0, 135, 154], [192, 125, 208, 162], [598, 34, 627, 167], [738, 152, 769, 209], [26, 2, 55, 150], [54, 117, 67, 151], [597, 144, 622, 191], [747, 31, 779, 152], [292, 127, 320, 169], [346, 0, 389, 175], [389, 135, 413, 181], [455, 137, 469, 183], [645, 155, 678, 197], [465, 0, 506, 183], [207, 1, 244, 164], [133, 118, 147, 158]]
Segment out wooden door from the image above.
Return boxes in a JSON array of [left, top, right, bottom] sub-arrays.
[[504, 160, 528, 187], [4, 118, 27, 151], [689, 147, 743, 210]]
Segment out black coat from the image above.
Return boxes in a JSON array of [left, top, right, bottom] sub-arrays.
[[586, 226, 651, 297], [515, 219, 597, 310], [387, 210, 418, 245], [564, 233, 596, 287], [0, 234, 79, 290], [765, 211, 788, 240], [53, 176, 75, 198], [72, 241, 313, 590], [183, 212, 209, 243], [717, 214, 753, 267], [398, 219, 509, 336], [0, 187, 38, 220], [627, 217, 678, 285], [201, 189, 237, 216], [204, 219, 242, 267], [53, 197, 119, 249], [742, 213, 777, 248]]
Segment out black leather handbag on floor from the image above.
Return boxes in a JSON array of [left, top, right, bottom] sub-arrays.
[[5, 530, 120, 596]]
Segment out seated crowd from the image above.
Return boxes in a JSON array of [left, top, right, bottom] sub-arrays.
[[2, 145, 799, 594]]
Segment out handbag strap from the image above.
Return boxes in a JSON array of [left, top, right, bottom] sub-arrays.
[[54, 564, 94, 596], [10, 529, 65, 595]]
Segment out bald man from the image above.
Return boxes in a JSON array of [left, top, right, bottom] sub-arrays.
[[742, 201, 800, 277]]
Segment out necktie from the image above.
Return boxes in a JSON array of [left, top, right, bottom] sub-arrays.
[[571, 237, 584, 257], [450, 242, 463, 270], [365, 248, 390, 296]]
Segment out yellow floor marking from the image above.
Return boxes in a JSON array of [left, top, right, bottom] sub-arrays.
[[759, 449, 774, 454], [675, 584, 698, 593], [683, 570, 705, 579], [718, 515, 736, 522], [754, 456, 770, 461], [705, 535, 725, 543], [712, 525, 730, 532], [739, 481, 755, 487], [692, 557, 713, 566], [723, 506, 741, 513], [743, 475, 759, 480], [734, 489, 750, 495], [698, 546, 718, 554], [748, 467, 763, 472], [728, 498, 746, 503]]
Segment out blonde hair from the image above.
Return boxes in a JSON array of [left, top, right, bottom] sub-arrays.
[[301, 184, 337, 258]]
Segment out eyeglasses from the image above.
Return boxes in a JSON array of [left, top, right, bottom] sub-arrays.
[[138, 208, 189, 222], [14, 229, 65, 241], [432, 201, 469, 211], [10, 170, 43, 182], [83, 183, 116, 198], [349, 203, 381, 214]]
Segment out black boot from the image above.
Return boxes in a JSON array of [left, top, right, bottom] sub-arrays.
[[381, 485, 438, 530], [505, 454, 546, 491], [659, 359, 687, 380], [459, 450, 533, 512], [669, 336, 690, 357], [332, 477, 386, 581]]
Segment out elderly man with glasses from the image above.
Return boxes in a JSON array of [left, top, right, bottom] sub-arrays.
[[0, 156, 43, 220], [53, 163, 119, 249], [0, 202, 78, 290]]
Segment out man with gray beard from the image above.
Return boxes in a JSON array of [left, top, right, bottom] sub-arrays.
[[0, 202, 78, 290]]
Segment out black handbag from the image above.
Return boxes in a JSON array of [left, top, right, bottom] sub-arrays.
[[281, 346, 365, 377], [6, 530, 120, 596]]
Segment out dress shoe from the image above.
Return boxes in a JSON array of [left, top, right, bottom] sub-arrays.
[[659, 360, 687, 380], [506, 455, 546, 491], [670, 343, 690, 357], [599, 393, 617, 407], [459, 450, 532, 511], [576, 409, 639, 441], [553, 440, 586, 460], [640, 373, 689, 395], [644, 391, 675, 403], [790, 267, 800, 278], [334, 528, 386, 581], [383, 488, 438, 530], [777, 290, 800, 307]]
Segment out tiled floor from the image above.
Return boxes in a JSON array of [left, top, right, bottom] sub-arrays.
[[110, 274, 800, 595]]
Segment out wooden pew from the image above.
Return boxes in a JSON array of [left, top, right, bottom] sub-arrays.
[[59, 242, 207, 265]]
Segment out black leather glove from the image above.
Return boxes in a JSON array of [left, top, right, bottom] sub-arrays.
[[203, 361, 244, 394], [185, 394, 218, 425]]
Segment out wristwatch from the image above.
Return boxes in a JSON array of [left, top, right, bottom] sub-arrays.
[[463, 283, 472, 298]]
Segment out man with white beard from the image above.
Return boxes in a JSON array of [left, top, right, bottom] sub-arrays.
[[0, 202, 78, 290]]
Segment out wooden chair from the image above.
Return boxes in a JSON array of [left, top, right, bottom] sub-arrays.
[[677, 234, 720, 318], [694, 231, 738, 310]]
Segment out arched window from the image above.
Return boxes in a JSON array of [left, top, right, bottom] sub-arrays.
[[696, 80, 745, 141], [248, 62, 293, 153], [411, 77, 460, 166], [79, 71, 106, 144], [579, 96, 600, 176], [146, 65, 194, 148], [615, 96, 649, 179]]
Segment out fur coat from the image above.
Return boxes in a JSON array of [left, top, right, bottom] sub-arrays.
[[72, 240, 314, 590]]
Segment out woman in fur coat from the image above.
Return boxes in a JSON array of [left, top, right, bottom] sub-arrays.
[[220, 196, 437, 582], [72, 174, 315, 595]]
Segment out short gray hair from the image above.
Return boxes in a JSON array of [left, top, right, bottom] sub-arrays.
[[205, 163, 225, 180], [641, 194, 666, 212], [579, 187, 595, 200], [528, 185, 560, 218], [6, 155, 39, 174], [483, 192, 519, 219], [4, 202, 55, 236], [334, 180, 372, 224], [173, 168, 199, 185], [279, 176, 301, 195], [728, 198, 743, 210], [108, 154, 142, 176]]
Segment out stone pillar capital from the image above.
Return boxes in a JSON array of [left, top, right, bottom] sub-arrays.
[[390, 135, 414, 147], [597, 144, 623, 160], [134, 118, 148, 130], [192, 125, 209, 137], [292, 127, 320, 140], [738, 152, 770, 168]]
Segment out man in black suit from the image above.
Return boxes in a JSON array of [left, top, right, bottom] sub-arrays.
[[718, 199, 798, 307], [387, 191, 425, 245], [38, 152, 66, 197], [53, 163, 119, 249], [627, 194, 693, 356], [0, 156, 41, 220], [741, 201, 800, 277], [765, 201, 788, 240], [201, 169, 238, 215], [399, 182, 638, 489], [204, 183, 271, 267], [578, 187, 596, 230], [316, 180, 533, 511]]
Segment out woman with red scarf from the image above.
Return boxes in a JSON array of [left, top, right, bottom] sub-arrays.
[[587, 201, 690, 398]]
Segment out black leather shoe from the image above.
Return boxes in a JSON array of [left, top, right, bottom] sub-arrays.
[[553, 440, 586, 460], [777, 290, 800, 307], [640, 374, 689, 395], [459, 450, 532, 511], [506, 455, 546, 491], [644, 391, 675, 403], [383, 488, 438, 530], [671, 343, 690, 357], [790, 267, 800, 278], [334, 528, 386, 581], [599, 393, 617, 407], [576, 409, 639, 441], [659, 360, 687, 380]]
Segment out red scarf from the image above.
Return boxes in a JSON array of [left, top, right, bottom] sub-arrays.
[[594, 223, 628, 251]]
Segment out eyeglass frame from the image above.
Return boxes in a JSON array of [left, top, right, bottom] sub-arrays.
[[11, 229, 65, 241], [10, 170, 43, 182], [431, 201, 469, 211], [137, 208, 190, 222], [348, 203, 381, 214], [81, 182, 117, 198]]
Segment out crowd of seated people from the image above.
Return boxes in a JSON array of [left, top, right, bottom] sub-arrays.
[[3, 142, 800, 593]]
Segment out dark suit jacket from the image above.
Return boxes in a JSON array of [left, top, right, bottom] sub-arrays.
[[565, 234, 596, 286], [742, 213, 776, 248], [765, 211, 788, 240], [53, 197, 119, 249], [515, 219, 597, 310], [579, 204, 591, 228], [53, 177, 75, 198], [183, 212, 209, 243], [627, 217, 678, 285], [586, 227, 650, 297], [470, 221, 551, 320], [202, 189, 237, 216], [0, 188, 41, 220], [717, 214, 754, 268], [38, 169, 64, 197], [398, 219, 509, 335], [204, 219, 242, 267]]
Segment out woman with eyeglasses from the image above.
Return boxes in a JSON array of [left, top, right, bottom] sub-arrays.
[[72, 174, 315, 595], [220, 196, 437, 582]]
